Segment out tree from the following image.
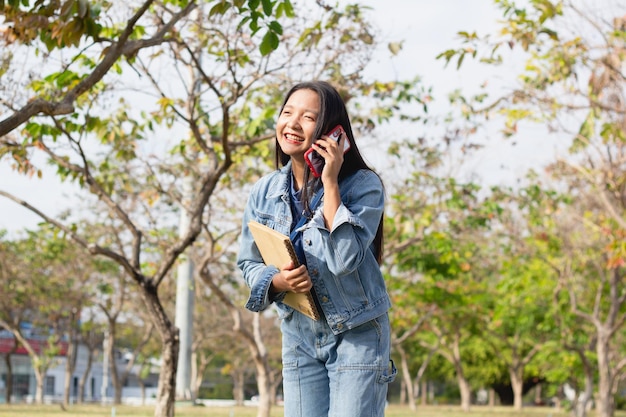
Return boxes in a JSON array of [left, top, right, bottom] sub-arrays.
[[75, 316, 105, 404], [1, 1, 429, 415], [1, 3, 290, 413], [385, 138, 502, 411], [440, 2, 626, 416], [0, 227, 94, 404], [197, 238, 281, 417], [0, 0, 288, 137], [389, 302, 437, 410], [471, 182, 563, 411], [189, 293, 227, 402], [524, 188, 599, 417]]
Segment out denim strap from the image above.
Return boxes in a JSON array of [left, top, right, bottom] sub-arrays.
[[289, 189, 323, 241]]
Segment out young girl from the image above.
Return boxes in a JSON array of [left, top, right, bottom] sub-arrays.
[[237, 81, 396, 417]]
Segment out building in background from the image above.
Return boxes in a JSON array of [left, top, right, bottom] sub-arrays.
[[0, 329, 159, 404]]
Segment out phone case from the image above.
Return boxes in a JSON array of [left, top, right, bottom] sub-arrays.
[[304, 125, 350, 177]]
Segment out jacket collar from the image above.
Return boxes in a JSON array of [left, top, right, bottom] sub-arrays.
[[266, 161, 292, 200]]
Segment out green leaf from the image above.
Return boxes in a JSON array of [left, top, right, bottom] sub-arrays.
[[259, 30, 279, 55], [456, 52, 465, 70], [261, 0, 273, 16], [248, 16, 260, 33], [436, 49, 458, 67], [274, 0, 294, 18], [209, 1, 232, 16], [268, 20, 282, 35]]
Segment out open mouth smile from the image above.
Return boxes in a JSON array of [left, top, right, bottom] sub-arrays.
[[284, 133, 305, 143]]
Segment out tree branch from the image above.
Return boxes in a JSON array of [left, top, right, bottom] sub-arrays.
[[0, 0, 197, 137], [0, 190, 136, 275], [35, 136, 144, 268]]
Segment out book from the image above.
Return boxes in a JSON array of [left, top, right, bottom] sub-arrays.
[[247, 221, 320, 321]]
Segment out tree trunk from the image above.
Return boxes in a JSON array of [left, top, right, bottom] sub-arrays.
[[232, 368, 245, 406], [572, 351, 594, 417], [3, 352, 13, 404], [397, 345, 416, 410], [574, 372, 594, 417], [270, 370, 282, 406], [191, 351, 213, 402], [553, 385, 563, 410], [139, 282, 179, 417], [34, 369, 45, 404], [63, 334, 78, 407], [254, 363, 272, 417], [139, 379, 146, 406], [190, 351, 198, 402], [154, 323, 178, 417], [457, 371, 471, 412], [596, 333, 613, 417], [534, 382, 542, 405], [488, 388, 496, 407], [77, 348, 94, 404], [509, 364, 524, 410], [0, 324, 52, 405], [450, 335, 471, 412], [105, 321, 123, 405], [2, 336, 18, 403], [251, 314, 275, 417], [421, 380, 428, 406]]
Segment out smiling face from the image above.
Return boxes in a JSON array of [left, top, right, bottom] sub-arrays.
[[276, 88, 320, 161]]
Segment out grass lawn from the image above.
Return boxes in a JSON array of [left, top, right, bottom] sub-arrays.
[[0, 403, 608, 417]]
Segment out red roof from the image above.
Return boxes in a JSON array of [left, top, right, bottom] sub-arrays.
[[0, 337, 69, 356]]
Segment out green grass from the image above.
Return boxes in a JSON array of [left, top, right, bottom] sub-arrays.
[[0, 403, 608, 417]]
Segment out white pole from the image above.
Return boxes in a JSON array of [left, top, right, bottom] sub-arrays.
[[101, 329, 109, 405], [175, 8, 201, 400], [175, 176, 195, 400]]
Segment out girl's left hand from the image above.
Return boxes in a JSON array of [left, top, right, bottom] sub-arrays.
[[312, 132, 345, 183], [314, 132, 345, 228]]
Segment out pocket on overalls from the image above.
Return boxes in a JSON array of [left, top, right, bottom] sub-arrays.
[[378, 359, 397, 384]]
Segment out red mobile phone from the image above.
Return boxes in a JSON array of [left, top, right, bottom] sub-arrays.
[[304, 125, 350, 178]]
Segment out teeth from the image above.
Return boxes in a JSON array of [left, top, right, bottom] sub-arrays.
[[285, 133, 303, 142]]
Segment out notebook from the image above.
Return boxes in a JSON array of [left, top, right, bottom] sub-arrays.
[[247, 221, 320, 321]]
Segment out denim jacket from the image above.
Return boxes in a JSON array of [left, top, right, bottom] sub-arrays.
[[237, 162, 392, 335]]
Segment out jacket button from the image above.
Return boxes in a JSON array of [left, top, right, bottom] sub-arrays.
[[336, 323, 343, 330], [312, 269, 318, 275], [321, 296, 329, 303], [305, 239, 311, 245]]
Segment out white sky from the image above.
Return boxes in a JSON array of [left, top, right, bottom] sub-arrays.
[[0, 1, 565, 234]]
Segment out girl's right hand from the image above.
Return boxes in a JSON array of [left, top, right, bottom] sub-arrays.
[[272, 261, 312, 293]]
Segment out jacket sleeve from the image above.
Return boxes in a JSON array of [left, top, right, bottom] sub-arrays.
[[309, 170, 384, 275], [236, 187, 285, 312]]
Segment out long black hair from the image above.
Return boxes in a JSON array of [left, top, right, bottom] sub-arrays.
[[275, 80, 385, 264]]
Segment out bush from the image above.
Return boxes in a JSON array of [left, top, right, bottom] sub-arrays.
[[198, 383, 232, 400]]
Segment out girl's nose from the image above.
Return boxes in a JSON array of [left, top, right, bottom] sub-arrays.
[[287, 118, 301, 130]]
